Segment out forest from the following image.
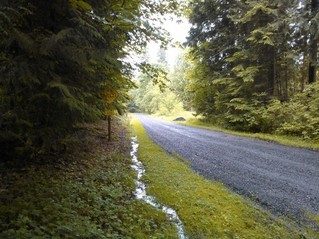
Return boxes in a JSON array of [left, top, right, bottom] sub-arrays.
[[133, 0, 319, 143], [0, 0, 178, 162], [1, 0, 319, 238], [1, 0, 319, 162]]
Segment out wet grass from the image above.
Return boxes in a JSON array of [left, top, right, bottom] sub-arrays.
[[132, 116, 318, 238]]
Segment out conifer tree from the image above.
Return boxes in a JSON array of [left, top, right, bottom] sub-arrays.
[[185, 0, 319, 131], [0, 0, 178, 162]]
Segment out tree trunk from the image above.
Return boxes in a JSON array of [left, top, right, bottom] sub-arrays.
[[265, 45, 276, 97], [108, 115, 111, 142], [308, 0, 319, 83]]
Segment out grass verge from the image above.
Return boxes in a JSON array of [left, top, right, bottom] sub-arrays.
[[156, 111, 319, 151], [0, 119, 176, 238], [132, 115, 318, 238]]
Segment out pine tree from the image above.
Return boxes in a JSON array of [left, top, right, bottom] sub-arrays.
[[308, 0, 319, 83]]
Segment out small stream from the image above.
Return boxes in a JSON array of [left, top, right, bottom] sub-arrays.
[[130, 136, 188, 239]]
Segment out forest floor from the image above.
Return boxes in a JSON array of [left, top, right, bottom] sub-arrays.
[[0, 119, 177, 238]]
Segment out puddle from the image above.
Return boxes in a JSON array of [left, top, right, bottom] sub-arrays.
[[130, 136, 188, 239]]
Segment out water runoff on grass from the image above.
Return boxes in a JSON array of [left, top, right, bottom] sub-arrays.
[[130, 136, 188, 239]]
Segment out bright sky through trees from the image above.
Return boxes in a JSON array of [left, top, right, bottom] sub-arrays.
[[147, 16, 190, 67]]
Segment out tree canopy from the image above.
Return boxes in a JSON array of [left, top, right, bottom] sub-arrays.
[[2, 0, 319, 162], [0, 0, 178, 162], [183, 0, 319, 139]]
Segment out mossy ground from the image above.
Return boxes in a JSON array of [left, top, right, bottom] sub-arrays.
[[132, 115, 318, 238], [0, 119, 177, 238]]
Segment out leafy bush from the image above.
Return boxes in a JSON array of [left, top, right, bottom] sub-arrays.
[[276, 82, 319, 140], [202, 81, 319, 141]]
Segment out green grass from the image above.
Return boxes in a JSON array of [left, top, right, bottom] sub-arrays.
[[132, 115, 318, 238], [155, 110, 197, 122], [155, 111, 319, 151], [0, 120, 177, 239]]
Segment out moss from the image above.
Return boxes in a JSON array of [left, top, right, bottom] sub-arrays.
[[132, 115, 316, 238]]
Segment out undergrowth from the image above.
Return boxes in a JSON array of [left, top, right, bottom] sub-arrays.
[[156, 111, 319, 151], [132, 115, 318, 238], [0, 119, 176, 238], [183, 118, 319, 151]]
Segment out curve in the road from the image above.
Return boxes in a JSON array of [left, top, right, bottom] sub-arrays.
[[135, 114, 319, 224]]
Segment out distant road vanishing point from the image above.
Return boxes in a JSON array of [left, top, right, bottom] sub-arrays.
[[135, 114, 319, 224]]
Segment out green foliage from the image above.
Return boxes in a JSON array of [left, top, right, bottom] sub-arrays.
[[169, 54, 192, 110], [130, 50, 184, 116], [0, 121, 176, 238], [0, 0, 179, 162], [69, 0, 92, 11], [184, 0, 319, 140], [252, 99, 284, 133], [224, 94, 265, 132], [221, 81, 319, 140], [174, 110, 319, 151], [275, 82, 319, 140], [132, 71, 182, 115], [237, 2, 278, 24], [138, 62, 169, 92]]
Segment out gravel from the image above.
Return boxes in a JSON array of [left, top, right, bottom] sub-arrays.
[[135, 114, 319, 223]]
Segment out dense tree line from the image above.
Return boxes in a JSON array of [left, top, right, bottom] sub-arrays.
[[0, 0, 178, 162], [131, 49, 185, 115], [184, 0, 319, 140]]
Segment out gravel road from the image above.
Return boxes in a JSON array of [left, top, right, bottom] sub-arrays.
[[135, 114, 319, 223]]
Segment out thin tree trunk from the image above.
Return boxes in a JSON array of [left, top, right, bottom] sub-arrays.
[[108, 115, 111, 142], [267, 46, 275, 96], [309, 39, 317, 83], [301, 52, 308, 92], [308, 0, 319, 83], [285, 58, 289, 101], [272, 49, 278, 96]]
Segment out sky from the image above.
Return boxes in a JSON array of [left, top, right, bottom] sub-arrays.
[[126, 15, 191, 76], [147, 17, 191, 68]]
